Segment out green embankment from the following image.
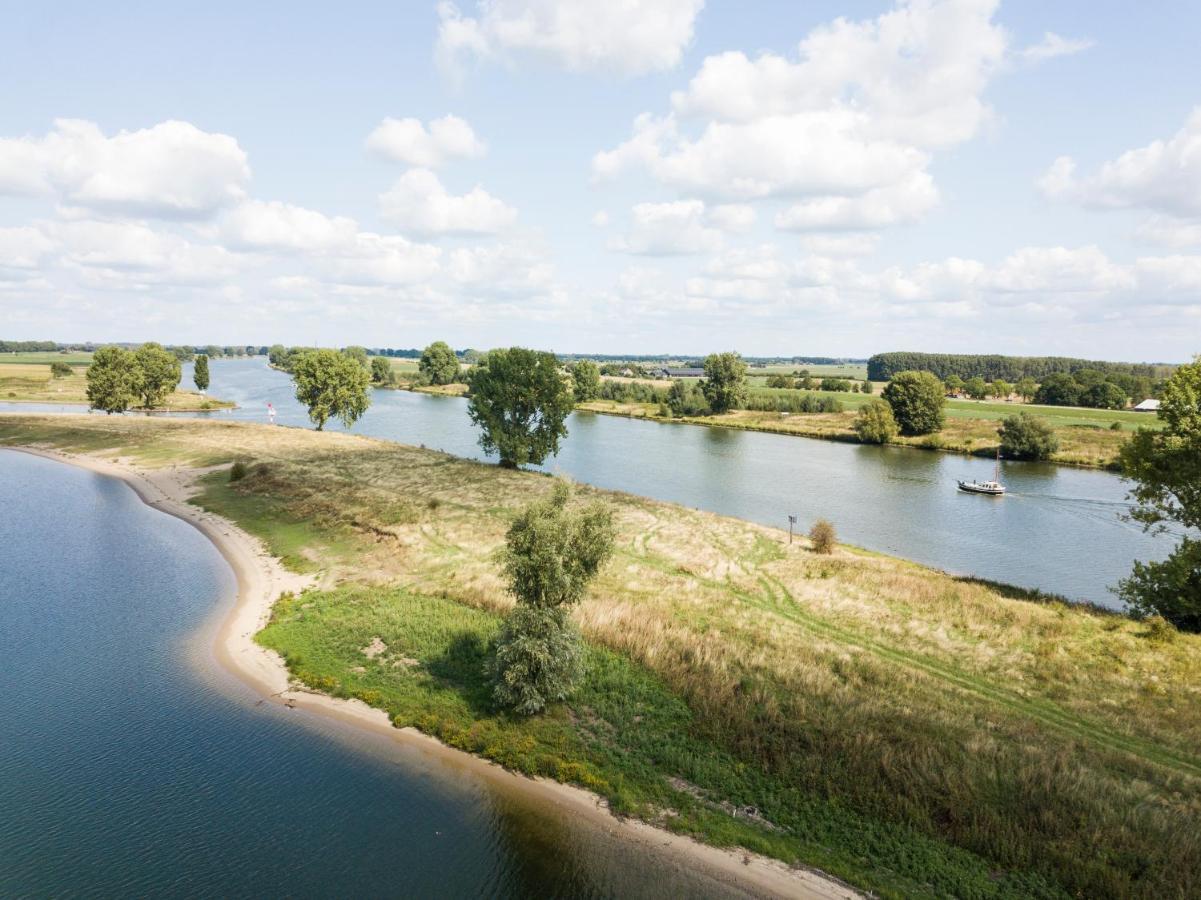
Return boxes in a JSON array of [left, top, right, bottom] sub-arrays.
[[2, 415, 1198, 900]]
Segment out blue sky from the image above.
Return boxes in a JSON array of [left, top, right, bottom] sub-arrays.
[[1, 1, 1199, 361]]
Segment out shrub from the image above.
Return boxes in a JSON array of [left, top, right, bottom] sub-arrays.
[[229, 460, 248, 482], [998, 412, 1059, 461], [1110, 421, 1123, 431], [809, 519, 837, 554], [882, 371, 946, 436], [854, 400, 898, 444], [50, 361, 74, 378], [488, 606, 585, 716]]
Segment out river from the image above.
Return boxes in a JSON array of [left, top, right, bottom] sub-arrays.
[[0, 448, 772, 898], [1, 357, 1174, 608]]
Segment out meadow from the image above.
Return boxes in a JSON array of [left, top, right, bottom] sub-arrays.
[[0, 350, 95, 365], [0, 362, 231, 410], [2, 413, 1198, 899]]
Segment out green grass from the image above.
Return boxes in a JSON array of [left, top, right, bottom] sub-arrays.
[[0, 351, 94, 365]]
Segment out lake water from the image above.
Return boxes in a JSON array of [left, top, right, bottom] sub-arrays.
[[0, 449, 759, 898], [0, 357, 1174, 607]]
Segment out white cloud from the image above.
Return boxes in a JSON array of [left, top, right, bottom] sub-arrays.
[[707, 203, 755, 233], [0, 226, 55, 269], [53, 219, 241, 288], [1018, 32, 1093, 63], [799, 234, 881, 257], [595, 0, 1005, 238], [0, 119, 249, 219], [365, 115, 486, 167], [1134, 215, 1201, 248], [220, 200, 359, 252], [1040, 108, 1201, 217], [436, 0, 704, 76], [609, 199, 724, 255], [378, 168, 517, 236], [590, 210, 611, 227]]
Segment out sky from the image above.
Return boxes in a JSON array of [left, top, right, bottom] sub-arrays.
[[1, 0, 1199, 361]]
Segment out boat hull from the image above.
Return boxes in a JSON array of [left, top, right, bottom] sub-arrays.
[[958, 481, 1005, 496]]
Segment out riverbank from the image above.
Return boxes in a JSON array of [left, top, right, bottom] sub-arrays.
[[3, 415, 1198, 899], [7, 436, 855, 900], [578, 399, 1132, 469], [0, 362, 234, 411]]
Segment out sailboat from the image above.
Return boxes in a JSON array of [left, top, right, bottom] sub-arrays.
[[958, 448, 1006, 496]]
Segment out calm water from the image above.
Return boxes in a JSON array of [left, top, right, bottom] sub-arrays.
[[0, 357, 1174, 607], [0, 450, 755, 898]]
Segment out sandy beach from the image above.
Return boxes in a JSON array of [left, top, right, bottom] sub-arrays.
[[10, 444, 859, 900]]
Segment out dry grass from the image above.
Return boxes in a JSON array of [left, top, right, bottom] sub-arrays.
[[0, 363, 231, 410], [3, 413, 1200, 897]]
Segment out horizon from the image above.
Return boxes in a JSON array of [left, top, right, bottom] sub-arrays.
[[3, 2, 1200, 359]]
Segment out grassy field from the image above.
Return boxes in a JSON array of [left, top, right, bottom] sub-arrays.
[[1, 414, 1198, 898], [748, 363, 869, 379], [0, 363, 232, 410], [583, 386, 1158, 468], [0, 350, 95, 365]]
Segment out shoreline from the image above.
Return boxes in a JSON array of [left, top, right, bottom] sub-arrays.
[[10, 445, 858, 900]]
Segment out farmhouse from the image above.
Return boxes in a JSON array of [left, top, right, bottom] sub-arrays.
[[1133, 398, 1161, 412]]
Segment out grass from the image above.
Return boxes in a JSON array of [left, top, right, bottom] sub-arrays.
[[581, 387, 1158, 469], [0, 363, 232, 410], [380, 356, 470, 396], [0, 350, 95, 365], [4, 414, 1200, 898]]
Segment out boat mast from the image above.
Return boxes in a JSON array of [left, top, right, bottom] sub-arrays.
[[994, 446, 1001, 483]]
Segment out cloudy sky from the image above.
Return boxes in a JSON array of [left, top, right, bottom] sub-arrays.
[[1, 1, 1199, 361]]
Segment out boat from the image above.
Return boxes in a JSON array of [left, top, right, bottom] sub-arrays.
[[958, 449, 1006, 496]]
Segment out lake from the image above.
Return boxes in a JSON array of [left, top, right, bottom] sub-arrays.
[[1, 357, 1174, 607], [0, 449, 761, 898]]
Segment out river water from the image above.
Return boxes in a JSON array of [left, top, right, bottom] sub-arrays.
[[0, 357, 1172, 607], [0, 449, 767, 898]]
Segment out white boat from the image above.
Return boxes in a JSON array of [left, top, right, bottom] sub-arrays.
[[958, 449, 1006, 496]]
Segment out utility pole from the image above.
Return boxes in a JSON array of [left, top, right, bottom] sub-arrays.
[[788, 514, 797, 545]]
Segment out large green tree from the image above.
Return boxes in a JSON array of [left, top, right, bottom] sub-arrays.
[[569, 359, 601, 402], [134, 342, 182, 409], [419, 341, 460, 385], [882, 371, 946, 436], [370, 356, 395, 386], [701, 351, 748, 413], [467, 347, 574, 468], [489, 482, 614, 714], [998, 412, 1058, 460], [86, 345, 143, 414], [290, 348, 372, 430], [193, 354, 210, 392], [854, 399, 898, 444], [1118, 356, 1201, 630]]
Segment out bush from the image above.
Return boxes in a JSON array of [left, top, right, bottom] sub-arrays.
[[882, 371, 946, 436], [809, 519, 837, 554], [488, 605, 585, 715], [229, 460, 248, 482], [1110, 421, 1123, 431], [1119, 538, 1201, 633], [50, 361, 74, 378], [998, 412, 1059, 461], [854, 400, 898, 444]]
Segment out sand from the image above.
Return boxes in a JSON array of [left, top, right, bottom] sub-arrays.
[[10, 445, 860, 900]]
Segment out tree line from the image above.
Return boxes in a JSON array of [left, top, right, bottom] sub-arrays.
[[868, 351, 1173, 383]]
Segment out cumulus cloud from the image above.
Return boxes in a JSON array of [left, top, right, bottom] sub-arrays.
[[1018, 32, 1093, 63], [595, 0, 1005, 239], [0, 226, 55, 270], [53, 219, 242, 288], [378, 168, 517, 236], [220, 200, 359, 252], [435, 0, 704, 76], [1040, 108, 1201, 219], [365, 115, 486, 167], [0, 119, 249, 219], [609, 200, 724, 255]]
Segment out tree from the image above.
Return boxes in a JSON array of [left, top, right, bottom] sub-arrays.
[[1016, 377, 1038, 402], [370, 356, 395, 386], [1118, 357, 1201, 630], [268, 344, 288, 367], [193, 354, 210, 392], [809, 519, 837, 554], [50, 361, 73, 379], [666, 379, 710, 416], [990, 379, 1013, 400], [419, 341, 459, 385], [882, 371, 946, 436], [1083, 381, 1127, 410], [290, 348, 372, 430], [819, 377, 851, 392], [341, 345, 370, 369], [944, 374, 965, 396], [854, 399, 898, 444], [86, 345, 143, 414], [569, 359, 601, 402], [489, 482, 614, 714], [134, 342, 182, 409], [467, 347, 574, 467], [1034, 373, 1081, 407], [998, 412, 1058, 460], [701, 352, 748, 413], [964, 376, 988, 400]]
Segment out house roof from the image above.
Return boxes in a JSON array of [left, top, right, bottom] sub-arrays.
[[1133, 398, 1161, 411]]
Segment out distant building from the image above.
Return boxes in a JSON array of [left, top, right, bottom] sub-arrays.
[[654, 367, 705, 378], [1133, 398, 1161, 412]]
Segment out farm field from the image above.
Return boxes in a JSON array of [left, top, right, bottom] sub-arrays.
[[2, 414, 1198, 900]]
